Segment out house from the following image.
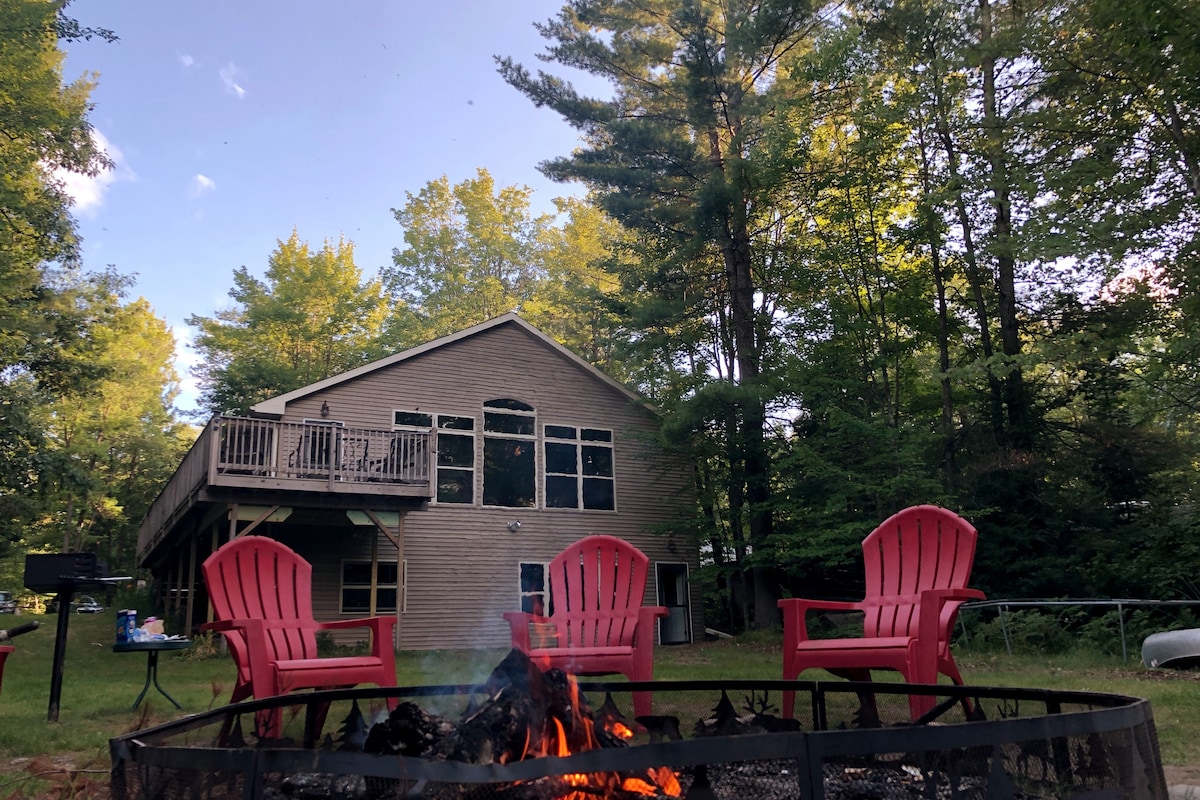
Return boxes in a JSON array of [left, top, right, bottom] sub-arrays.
[[136, 314, 701, 652]]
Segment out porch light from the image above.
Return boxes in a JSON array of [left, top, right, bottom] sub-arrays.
[[320, 401, 329, 418]]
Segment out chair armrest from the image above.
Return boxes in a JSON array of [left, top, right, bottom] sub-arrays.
[[317, 615, 397, 632], [199, 618, 274, 685], [778, 598, 862, 632], [635, 606, 669, 643], [503, 611, 551, 652], [317, 615, 398, 655], [778, 597, 863, 653], [917, 588, 986, 646], [201, 617, 266, 635]]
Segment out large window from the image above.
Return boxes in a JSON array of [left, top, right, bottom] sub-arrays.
[[544, 425, 615, 510], [483, 399, 536, 508], [340, 560, 400, 614], [436, 415, 475, 504], [394, 401, 617, 511]]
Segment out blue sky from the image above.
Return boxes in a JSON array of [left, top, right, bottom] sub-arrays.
[[61, 2, 594, 413]]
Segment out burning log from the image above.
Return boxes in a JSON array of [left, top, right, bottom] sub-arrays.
[[359, 650, 682, 798]]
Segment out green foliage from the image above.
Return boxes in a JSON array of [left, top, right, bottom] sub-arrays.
[[0, 0, 193, 581], [385, 169, 551, 340], [502, 0, 837, 629], [963, 606, 1200, 660], [384, 172, 631, 371], [490, 0, 1200, 629], [0, 268, 190, 577], [967, 610, 1079, 655], [0, 0, 110, 285], [188, 231, 390, 416]]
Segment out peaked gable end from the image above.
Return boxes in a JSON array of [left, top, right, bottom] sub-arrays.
[[251, 314, 645, 418]]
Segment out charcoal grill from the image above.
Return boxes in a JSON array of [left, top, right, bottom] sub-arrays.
[[109, 679, 1168, 800]]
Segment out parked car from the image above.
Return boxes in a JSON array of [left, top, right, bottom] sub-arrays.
[[75, 596, 104, 614], [0, 591, 16, 614], [47, 595, 105, 614]]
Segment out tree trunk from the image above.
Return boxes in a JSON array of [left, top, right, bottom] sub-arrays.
[[915, 122, 958, 492], [980, 0, 1033, 455], [932, 65, 1006, 439]]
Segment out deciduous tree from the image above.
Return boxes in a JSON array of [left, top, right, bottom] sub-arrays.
[[189, 231, 389, 415]]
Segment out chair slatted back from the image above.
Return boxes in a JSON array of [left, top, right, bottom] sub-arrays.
[[548, 535, 649, 649], [203, 536, 320, 663], [860, 505, 978, 639]]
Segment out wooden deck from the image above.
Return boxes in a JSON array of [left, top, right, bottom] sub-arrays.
[[137, 416, 433, 563]]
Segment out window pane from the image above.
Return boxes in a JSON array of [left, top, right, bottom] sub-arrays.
[[520, 563, 545, 593], [484, 411, 534, 436], [483, 438, 535, 507], [437, 468, 473, 503], [376, 563, 399, 584], [545, 425, 576, 440], [581, 445, 613, 477], [485, 398, 534, 411], [343, 562, 372, 584], [375, 589, 398, 611], [521, 593, 546, 614], [342, 588, 371, 613], [438, 432, 474, 467], [438, 415, 474, 430], [581, 429, 611, 442], [545, 475, 579, 508], [583, 477, 615, 510], [544, 442, 577, 475], [394, 411, 433, 428]]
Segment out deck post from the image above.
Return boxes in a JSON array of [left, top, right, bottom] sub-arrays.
[[185, 534, 197, 635]]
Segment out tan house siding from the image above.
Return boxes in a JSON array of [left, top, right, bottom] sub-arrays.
[[273, 324, 698, 650], [141, 316, 702, 655]]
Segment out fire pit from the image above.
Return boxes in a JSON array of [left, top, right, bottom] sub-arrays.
[[110, 660, 1168, 800]]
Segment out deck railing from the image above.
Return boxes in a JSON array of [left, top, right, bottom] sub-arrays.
[[213, 416, 431, 484], [138, 416, 433, 560]]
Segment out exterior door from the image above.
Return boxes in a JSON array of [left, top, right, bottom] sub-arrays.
[[655, 562, 692, 645]]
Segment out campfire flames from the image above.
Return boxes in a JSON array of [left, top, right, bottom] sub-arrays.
[[362, 649, 683, 799], [609, 720, 635, 740], [519, 676, 681, 799]]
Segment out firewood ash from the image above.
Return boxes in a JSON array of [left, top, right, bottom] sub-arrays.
[[361, 700, 453, 758]]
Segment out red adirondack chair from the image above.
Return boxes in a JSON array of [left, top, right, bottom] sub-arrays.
[[778, 505, 985, 720], [503, 535, 668, 719], [201, 535, 398, 737]]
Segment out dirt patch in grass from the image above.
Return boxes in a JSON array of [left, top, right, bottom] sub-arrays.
[[1165, 765, 1200, 787], [1126, 667, 1200, 682], [2, 754, 110, 799]]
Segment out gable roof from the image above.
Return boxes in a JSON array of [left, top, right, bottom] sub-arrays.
[[250, 313, 645, 417]]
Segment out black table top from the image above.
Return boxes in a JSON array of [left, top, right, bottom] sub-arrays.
[[112, 639, 191, 653]]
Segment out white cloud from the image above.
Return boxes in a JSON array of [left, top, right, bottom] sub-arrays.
[[192, 173, 216, 196], [219, 63, 247, 99], [54, 128, 135, 215], [179, 53, 196, 68]]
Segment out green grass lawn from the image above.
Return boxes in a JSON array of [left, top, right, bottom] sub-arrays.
[[1, 613, 1198, 795]]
